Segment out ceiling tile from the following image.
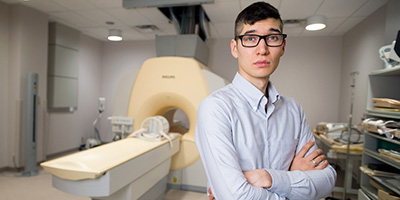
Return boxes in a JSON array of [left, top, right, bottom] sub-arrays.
[[333, 16, 364, 35], [19, 0, 67, 12], [284, 26, 304, 37], [76, 9, 125, 28], [118, 29, 149, 41], [353, 0, 387, 17], [106, 7, 153, 26], [135, 7, 170, 25], [301, 17, 344, 36], [82, 27, 149, 41], [50, 11, 96, 28], [1, 0, 388, 41], [280, 0, 323, 20], [153, 23, 178, 35], [87, 0, 122, 9], [324, 17, 347, 33], [81, 27, 108, 41], [203, 1, 240, 23], [317, 0, 368, 18], [240, 0, 281, 10], [51, 0, 95, 10]]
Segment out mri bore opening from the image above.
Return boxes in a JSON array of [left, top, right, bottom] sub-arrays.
[[163, 108, 190, 135]]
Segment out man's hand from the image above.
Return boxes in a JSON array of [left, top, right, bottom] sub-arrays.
[[243, 169, 272, 188], [208, 187, 215, 200], [208, 141, 328, 199], [290, 141, 328, 171], [208, 169, 272, 200]]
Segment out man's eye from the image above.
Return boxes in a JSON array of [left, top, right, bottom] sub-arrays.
[[244, 36, 257, 42], [268, 35, 279, 41]]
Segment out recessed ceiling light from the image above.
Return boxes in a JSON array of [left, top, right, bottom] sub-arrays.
[[108, 29, 122, 41], [305, 15, 327, 31]]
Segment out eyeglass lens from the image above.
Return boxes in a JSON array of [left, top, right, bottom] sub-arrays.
[[241, 34, 285, 47]]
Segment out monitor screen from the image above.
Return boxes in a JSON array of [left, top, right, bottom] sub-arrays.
[[395, 30, 400, 57]]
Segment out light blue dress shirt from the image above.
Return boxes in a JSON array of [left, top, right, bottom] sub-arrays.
[[195, 73, 336, 200]]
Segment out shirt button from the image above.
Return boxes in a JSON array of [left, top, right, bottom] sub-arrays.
[[253, 106, 257, 111]]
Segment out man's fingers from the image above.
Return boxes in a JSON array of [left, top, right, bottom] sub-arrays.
[[296, 141, 314, 158], [208, 188, 215, 200], [307, 148, 323, 161], [315, 160, 329, 170], [310, 154, 327, 169], [314, 154, 326, 164]]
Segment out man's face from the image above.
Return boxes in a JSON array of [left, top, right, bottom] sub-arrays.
[[231, 18, 286, 84]]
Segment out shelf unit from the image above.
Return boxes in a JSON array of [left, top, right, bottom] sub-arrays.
[[359, 66, 400, 200]]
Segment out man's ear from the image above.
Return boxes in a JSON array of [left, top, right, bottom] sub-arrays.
[[280, 39, 286, 56], [231, 39, 238, 58]]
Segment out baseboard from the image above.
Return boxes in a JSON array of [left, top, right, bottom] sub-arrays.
[[167, 183, 207, 193], [0, 166, 23, 173], [45, 147, 81, 161], [0, 147, 80, 173]]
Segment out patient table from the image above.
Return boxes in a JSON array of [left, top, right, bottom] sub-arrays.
[[41, 56, 228, 199]]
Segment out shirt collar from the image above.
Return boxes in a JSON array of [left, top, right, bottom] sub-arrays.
[[267, 80, 280, 104], [232, 73, 280, 111]]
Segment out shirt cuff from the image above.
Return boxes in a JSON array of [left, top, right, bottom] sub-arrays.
[[265, 169, 291, 197]]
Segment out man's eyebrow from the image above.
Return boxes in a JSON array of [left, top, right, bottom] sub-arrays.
[[270, 28, 282, 33], [243, 30, 256, 35], [242, 28, 282, 35]]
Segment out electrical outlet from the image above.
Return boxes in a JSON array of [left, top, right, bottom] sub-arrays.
[[111, 116, 134, 125], [110, 116, 134, 133]]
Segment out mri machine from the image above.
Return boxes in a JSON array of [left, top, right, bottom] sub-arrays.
[[41, 56, 228, 200]]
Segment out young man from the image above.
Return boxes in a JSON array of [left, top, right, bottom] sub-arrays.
[[195, 2, 337, 199]]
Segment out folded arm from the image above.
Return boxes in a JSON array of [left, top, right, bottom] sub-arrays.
[[266, 107, 337, 199], [195, 100, 282, 199], [196, 98, 336, 200], [242, 141, 336, 199]]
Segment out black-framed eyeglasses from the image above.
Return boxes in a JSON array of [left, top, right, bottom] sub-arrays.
[[237, 34, 287, 47]]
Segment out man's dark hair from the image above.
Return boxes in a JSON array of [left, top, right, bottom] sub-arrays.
[[234, 1, 283, 38]]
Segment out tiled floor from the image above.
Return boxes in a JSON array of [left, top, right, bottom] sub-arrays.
[[0, 170, 89, 200], [0, 169, 207, 200], [165, 189, 207, 200], [0, 168, 357, 200]]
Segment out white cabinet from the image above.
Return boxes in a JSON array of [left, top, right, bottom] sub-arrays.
[[47, 22, 80, 111], [360, 66, 400, 199], [366, 66, 400, 119]]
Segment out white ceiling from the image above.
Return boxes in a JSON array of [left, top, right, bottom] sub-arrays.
[[1, 0, 388, 41]]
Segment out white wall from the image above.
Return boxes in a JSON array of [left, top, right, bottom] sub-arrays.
[[98, 41, 157, 141], [338, 2, 394, 125], [207, 38, 238, 81], [275, 36, 343, 128], [0, 3, 103, 169], [384, 0, 400, 45], [46, 34, 103, 155], [0, 2, 10, 168], [7, 4, 48, 167]]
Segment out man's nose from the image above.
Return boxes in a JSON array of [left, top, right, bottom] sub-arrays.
[[257, 38, 269, 55]]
